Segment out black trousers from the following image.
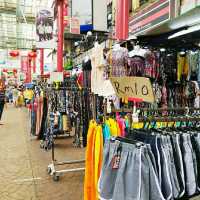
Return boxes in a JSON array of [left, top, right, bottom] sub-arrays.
[[0, 101, 5, 120]]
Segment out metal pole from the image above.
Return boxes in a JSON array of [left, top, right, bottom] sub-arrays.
[[57, 0, 64, 72], [40, 49, 44, 75]]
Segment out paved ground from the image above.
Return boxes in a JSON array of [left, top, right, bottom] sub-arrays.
[[2, 106, 200, 200], [0, 105, 84, 200]]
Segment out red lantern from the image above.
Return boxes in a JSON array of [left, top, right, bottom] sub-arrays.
[[9, 50, 20, 57], [13, 68, 17, 73], [2, 69, 7, 73], [28, 52, 37, 58]]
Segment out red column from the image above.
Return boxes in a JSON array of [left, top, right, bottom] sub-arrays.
[[33, 58, 36, 73], [27, 58, 32, 83], [40, 49, 44, 75], [115, 0, 129, 41], [57, 0, 64, 72]]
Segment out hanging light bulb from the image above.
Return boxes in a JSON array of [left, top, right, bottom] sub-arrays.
[[160, 48, 166, 52], [180, 50, 186, 55]]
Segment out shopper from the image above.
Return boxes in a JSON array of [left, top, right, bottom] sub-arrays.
[[0, 79, 5, 125], [12, 86, 19, 107]]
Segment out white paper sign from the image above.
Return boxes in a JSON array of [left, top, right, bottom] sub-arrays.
[[50, 72, 64, 83]]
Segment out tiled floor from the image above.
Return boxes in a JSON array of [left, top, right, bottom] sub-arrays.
[[0, 105, 84, 200], [2, 105, 200, 200]]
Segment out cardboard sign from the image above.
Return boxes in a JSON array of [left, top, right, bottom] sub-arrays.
[[110, 77, 155, 103], [50, 72, 64, 83]]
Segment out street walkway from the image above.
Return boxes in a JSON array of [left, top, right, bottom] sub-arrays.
[[0, 105, 84, 200]]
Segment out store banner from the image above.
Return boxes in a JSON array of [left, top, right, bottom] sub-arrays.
[[21, 56, 29, 73], [36, 9, 55, 49], [110, 77, 155, 103], [70, 17, 80, 34], [129, 0, 173, 35]]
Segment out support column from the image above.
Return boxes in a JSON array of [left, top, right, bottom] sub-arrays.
[[40, 49, 44, 75], [57, 0, 64, 72], [33, 58, 36, 73]]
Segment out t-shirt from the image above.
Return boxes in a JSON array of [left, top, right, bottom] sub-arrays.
[[24, 90, 34, 100]]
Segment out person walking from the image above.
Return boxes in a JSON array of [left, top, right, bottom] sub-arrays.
[[12, 86, 19, 107], [0, 79, 6, 125]]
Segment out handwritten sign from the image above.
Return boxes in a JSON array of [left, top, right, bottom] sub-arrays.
[[110, 77, 155, 103]]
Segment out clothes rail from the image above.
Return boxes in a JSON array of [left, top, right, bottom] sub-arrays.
[[138, 116, 200, 123], [111, 107, 200, 113]]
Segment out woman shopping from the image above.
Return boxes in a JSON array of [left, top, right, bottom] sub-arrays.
[[0, 79, 5, 125]]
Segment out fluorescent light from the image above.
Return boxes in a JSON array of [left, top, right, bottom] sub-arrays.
[[160, 48, 166, 52], [128, 35, 137, 40], [168, 24, 200, 39], [180, 51, 186, 55]]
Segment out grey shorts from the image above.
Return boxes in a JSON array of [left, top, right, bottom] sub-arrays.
[[99, 139, 164, 200]]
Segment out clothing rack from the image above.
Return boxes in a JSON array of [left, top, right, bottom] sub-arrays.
[[47, 86, 94, 181], [137, 116, 200, 123], [111, 107, 200, 113]]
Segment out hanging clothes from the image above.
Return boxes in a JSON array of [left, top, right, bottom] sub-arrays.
[[107, 47, 128, 77], [91, 43, 106, 95], [177, 54, 189, 81], [82, 59, 92, 89], [84, 120, 103, 200]]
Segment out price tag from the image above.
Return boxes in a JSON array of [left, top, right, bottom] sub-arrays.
[[112, 155, 121, 169], [112, 145, 122, 170]]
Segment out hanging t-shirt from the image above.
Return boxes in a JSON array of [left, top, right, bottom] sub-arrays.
[[128, 55, 145, 76], [91, 43, 105, 95], [107, 47, 128, 77]]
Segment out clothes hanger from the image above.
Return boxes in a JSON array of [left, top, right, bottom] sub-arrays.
[[116, 136, 143, 146]]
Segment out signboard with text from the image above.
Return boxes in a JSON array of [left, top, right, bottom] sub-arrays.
[[110, 77, 155, 103], [129, 0, 176, 35]]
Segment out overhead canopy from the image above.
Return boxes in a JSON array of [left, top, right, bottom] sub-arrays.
[[136, 25, 200, 50]]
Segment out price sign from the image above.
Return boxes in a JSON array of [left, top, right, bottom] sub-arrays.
[[50, 72, 64, 83], [110, 76, 155, 103]]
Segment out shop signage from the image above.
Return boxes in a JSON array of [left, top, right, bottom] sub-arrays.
[[129, 0, 174, 35], [70, 17, 80, 34], [110, 77, 155, 103], [50, 72, 64, 83], [21, 56, 29, 73]]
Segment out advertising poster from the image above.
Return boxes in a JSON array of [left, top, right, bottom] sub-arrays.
[[36, 9, 55, 49]]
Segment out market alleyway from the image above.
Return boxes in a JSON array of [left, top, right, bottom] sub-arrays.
[[0, 105, 84, 200]]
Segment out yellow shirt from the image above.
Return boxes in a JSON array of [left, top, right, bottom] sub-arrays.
[[24, 90, 34, 100], [106, 118, 120, 136]]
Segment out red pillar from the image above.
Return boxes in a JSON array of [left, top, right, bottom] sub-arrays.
[[57, 0, 64, 72], [40, 49, 44, 75], [27, 58, 32, 83], [33, 58, 36, 73], [115, 0, 129, 41]]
